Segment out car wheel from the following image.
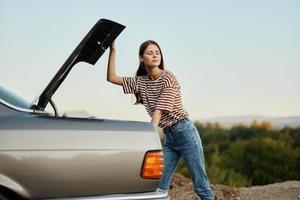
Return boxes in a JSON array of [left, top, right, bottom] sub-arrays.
[[0, 193, 8, 200]]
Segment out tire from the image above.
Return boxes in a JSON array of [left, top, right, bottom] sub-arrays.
[[0, 193, 8, 200]]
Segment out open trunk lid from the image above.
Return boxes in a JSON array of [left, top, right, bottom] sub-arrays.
[[33, 19, 125, 109]]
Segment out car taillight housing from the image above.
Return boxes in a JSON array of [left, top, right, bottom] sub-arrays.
[[141, 151, 164, 179]]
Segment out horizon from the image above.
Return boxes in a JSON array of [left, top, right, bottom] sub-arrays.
[[62, 109, 300, 129]]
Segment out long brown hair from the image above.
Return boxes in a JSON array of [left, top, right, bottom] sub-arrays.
[[134, 40, 165, 104]]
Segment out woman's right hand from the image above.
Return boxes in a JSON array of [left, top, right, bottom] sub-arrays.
[[110, 40, 116, 51], [107, 40, 123, 86]]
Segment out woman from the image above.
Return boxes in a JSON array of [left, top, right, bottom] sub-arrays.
[[106, 40, 214, 200]]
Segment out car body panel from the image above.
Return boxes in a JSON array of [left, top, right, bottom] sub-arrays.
[[49, 191, 170, 200], [0, 102, 162, 198], [0, 151, 158, 198]]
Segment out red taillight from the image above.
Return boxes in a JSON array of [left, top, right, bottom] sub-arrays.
[[141, 151, 164, 179]]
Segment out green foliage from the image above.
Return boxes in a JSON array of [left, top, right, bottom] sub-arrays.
[[174, 122, 300, 187]]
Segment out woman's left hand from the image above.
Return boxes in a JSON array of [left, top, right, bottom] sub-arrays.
[[151, 110, 163, 127]]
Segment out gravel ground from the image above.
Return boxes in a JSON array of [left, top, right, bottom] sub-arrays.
[[239, 181, 300, 200], [169, 173, 300, 200]]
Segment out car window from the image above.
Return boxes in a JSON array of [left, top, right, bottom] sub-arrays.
[[0, 86, 32, 109]]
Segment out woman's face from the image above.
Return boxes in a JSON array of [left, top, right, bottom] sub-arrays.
[[140, 44, 161, 68]]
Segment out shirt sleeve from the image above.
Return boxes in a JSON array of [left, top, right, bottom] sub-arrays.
[[122, 77, 139, 94], [155, 75, 179, 113]]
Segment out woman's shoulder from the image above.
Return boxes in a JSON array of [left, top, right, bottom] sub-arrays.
[[163, 69, 179, 86], [163, 69, 175, 78], [133, 75, 148, 85], [166, 69, 180, 79]]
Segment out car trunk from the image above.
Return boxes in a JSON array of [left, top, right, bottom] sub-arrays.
[[0, 114, 162, 198]]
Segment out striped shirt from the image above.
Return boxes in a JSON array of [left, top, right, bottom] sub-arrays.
[[122, 70, 189, 128]]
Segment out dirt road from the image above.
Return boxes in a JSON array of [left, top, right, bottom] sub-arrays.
[[169, 173, 300, 200]]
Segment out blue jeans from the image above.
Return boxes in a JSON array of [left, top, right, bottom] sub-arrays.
[[158, 118, 214, 200]]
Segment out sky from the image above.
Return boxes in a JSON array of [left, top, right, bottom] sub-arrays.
[[0, 0, 299, 123]]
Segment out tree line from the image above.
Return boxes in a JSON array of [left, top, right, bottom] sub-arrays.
[[175, 121, 300, 187]]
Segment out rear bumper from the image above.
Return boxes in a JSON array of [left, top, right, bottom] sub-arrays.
[[46, 191, 170, 200]]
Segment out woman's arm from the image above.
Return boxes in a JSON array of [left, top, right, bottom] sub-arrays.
[[151, 109, 163, 127], [107, 41, 123, 85]]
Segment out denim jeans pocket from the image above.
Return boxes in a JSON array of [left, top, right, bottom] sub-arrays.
[[172, 118, 192, 132], [172, 122, 196, 146]]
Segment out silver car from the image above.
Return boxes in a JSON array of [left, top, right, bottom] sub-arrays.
[[0, 19, 169, 200]]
